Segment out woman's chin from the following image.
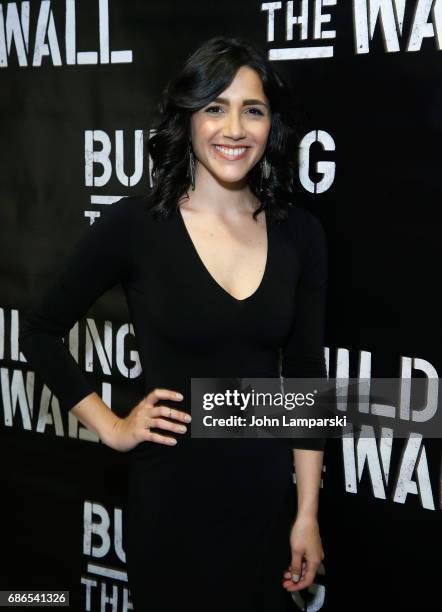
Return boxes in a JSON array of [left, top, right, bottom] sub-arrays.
[[209, 168, 250, 186]]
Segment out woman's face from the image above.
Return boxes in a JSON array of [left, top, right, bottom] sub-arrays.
[[190, 65, 272, 186]]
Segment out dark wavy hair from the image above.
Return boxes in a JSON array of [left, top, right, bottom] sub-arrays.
[[143, 35, 304, 222]]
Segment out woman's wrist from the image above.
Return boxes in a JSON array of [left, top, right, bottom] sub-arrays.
[[295, 508, 319, 521], [100, 415, 125, 449], [71, 392, 123, 448]]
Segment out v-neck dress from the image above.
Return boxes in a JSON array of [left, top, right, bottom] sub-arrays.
[[19, 194, 328, 612]]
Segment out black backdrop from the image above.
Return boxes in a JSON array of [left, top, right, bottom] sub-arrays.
[[1, 1, 441, 610]]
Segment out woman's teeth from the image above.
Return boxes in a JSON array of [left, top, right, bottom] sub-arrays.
[[213, 145, 249, 159]]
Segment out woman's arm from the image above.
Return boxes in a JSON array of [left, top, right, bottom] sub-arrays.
[[292, 447, 323, 517], [280, 208, 327, 591], [19, 197, 134, 439]]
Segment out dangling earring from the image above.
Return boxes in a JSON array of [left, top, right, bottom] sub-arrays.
[[187, 141, 195, 190], [262, 155, 271, 179], [260, 155, 271, 191]]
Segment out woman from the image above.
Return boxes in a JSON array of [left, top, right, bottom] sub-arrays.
[[19, 36, 327, 611]]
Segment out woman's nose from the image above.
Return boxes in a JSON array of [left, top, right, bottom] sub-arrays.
[[222, 111, 246, 139]]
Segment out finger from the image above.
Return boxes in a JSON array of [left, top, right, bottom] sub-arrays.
[[151, 417, 187, 434], [149, 404, 191, 423], [282, 567, 302, 589], [289, 551, 303, 584], [282, 574, 308, 592], [144, 430, 178, 446], [286, 561, 319, 591], [146, 388, 184, 404], [282, 559, 310, 591], [283, 563, 302, 578]]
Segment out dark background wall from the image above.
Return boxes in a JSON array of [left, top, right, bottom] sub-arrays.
[[1, 1, 441, 610]]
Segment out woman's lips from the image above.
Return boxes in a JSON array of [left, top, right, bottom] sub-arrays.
[[212, 145, 250, 161]]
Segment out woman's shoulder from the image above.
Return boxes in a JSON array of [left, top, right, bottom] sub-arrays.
[[283, 203, 326, 248], [282, 205, 327, 279], [98, 194, 158, 234], [105, 194, 149, 220]]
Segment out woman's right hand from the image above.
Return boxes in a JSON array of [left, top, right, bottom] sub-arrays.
[[107, 388, 191, 452]]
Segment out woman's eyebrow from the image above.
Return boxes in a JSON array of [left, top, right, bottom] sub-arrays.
[[212, 96, 269, 109]]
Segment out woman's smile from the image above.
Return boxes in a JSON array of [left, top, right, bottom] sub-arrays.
[[212, 144, 251, 161]]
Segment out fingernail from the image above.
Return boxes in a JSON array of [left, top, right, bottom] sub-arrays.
[[185, 415, 192, 422], [291, 573, 300, 583], [176, 393, 184, 400]]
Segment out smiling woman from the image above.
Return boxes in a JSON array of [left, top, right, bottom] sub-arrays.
[[135, 35, 327, 610], [19, 35, 327, 612], [145, 35, 303, 224], [190, 65, 272, 187]]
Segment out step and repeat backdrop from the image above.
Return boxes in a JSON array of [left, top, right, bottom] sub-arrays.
[[1, 1, 441, 610]]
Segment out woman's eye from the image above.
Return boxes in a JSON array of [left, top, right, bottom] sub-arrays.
[[247, 107, 264, 116], [205, 106, 223, 113]]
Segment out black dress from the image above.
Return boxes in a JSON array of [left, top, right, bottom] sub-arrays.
[[19, 195, 327, 611]]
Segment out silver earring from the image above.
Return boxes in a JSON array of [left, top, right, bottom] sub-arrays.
[[261, 155, 271, 179], [260, 155, 271, 192], [187, 141, 195, 190]]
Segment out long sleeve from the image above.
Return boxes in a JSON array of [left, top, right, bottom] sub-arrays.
[[281, 209, 328, 451], [19, 196, 134, 414]]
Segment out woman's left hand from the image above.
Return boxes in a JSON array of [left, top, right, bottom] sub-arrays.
[[282, 514, 324, 592]]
